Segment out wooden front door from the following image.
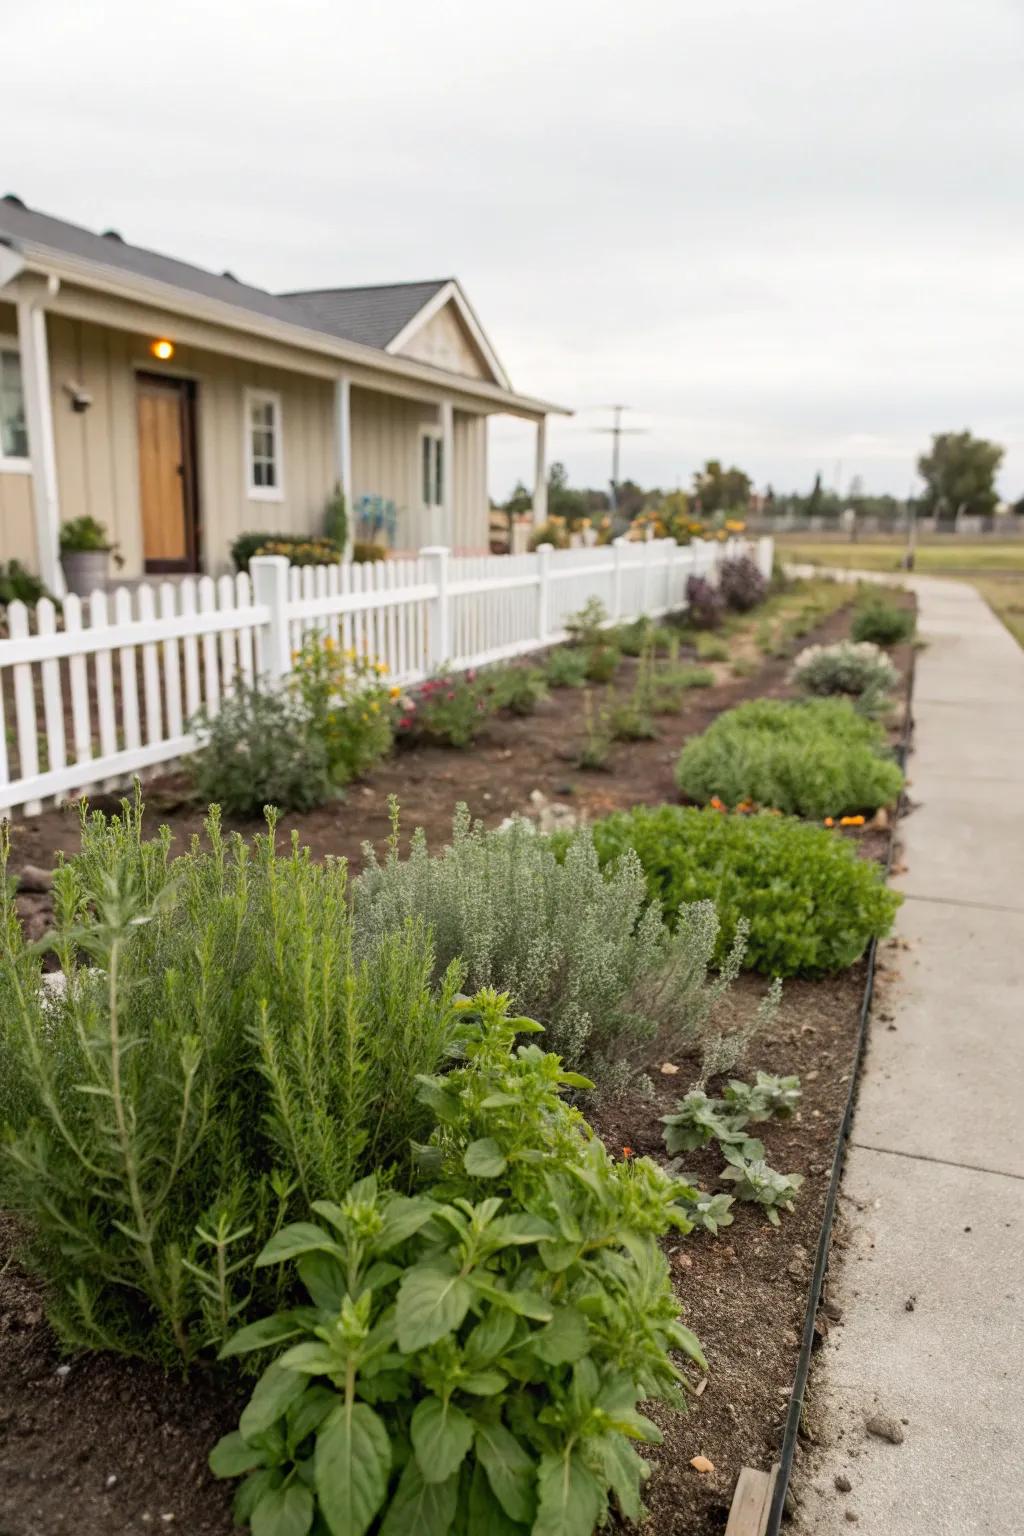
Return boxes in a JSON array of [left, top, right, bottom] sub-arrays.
[[136, 373, 200, 572]]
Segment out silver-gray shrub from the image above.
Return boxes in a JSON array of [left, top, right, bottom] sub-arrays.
[[354, 803, 752, 1072], [791, 640, 897, 713]]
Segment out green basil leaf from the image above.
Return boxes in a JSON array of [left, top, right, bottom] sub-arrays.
[[463, 1138, 507, 1178], [600, 1433, 646, 1522], [474, 1418, 536, 1525], [208, 1429, 267, 1478], [218, 1310, 314, 1359], [459, 1370, 507, 1396], [530, 1306, 589, 1366], [463, 1307, 518, 1365], [378, 1460, 459, 1536], [377, 1196, 438, 1251], [296, 1252, 346, 1310], [315, 1400, 391, 1536], [396, 1264, 474, 1352], [467, 1459, 529, 1536], [255, 1222, 341, 1268], [240, 1362, 308, 1440], [411, 1395, 475, 1483], [533, 1449, 603, 1536], [251, 1481, 314, 1536]]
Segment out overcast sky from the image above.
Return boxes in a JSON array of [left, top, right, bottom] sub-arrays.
[[8, 0, 1024, 501]]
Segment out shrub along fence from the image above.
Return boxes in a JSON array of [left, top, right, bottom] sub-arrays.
[[0, 534, 772, 815]]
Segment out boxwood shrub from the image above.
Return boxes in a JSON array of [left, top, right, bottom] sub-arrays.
[[675, 697, 904, 819], [566, 804, 901, 976]]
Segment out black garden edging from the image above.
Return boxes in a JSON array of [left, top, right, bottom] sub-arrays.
[[763, 653, 916, 1535]]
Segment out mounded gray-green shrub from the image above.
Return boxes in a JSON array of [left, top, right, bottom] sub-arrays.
[[354, 803, 756, 1072]]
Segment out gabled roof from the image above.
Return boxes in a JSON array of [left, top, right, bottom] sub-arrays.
[[0, 194, 564, 415], [0, 194, 314, 334], [283, 279, 451, 351]]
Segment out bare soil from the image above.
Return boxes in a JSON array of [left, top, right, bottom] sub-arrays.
[[0, 588, 915, 1535]]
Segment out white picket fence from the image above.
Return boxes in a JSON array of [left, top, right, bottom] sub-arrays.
[[0, 534, 772, 815]]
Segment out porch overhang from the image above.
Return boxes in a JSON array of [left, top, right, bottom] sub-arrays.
[[2, 238, 571, 423]]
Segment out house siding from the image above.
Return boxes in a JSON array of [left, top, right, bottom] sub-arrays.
[[395, 300, 490, 380], [1, 295, 500, 576]]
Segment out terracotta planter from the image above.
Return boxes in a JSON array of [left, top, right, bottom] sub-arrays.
[[61, 549, 111, 596]]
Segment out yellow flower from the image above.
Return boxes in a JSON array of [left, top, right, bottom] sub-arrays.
[[375, 660, 389, 675], [344, 648, 357, 662], [369, 700, 380, 714], [389, 685, 401, 699]]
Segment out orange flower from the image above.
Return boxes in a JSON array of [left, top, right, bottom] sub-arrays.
[[709, 795, 726, 812], [622, 1146, 634, 1159], [824, 816, 834, 827], [839, 814, 866, 827]]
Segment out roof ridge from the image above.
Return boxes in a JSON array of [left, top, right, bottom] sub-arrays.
[[283, 278, 453, 298]]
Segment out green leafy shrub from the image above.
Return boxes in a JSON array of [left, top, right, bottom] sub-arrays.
[[720, 1143, 803, 1225], [565, 596, 609, 648], [545, 645, 589, 688], [398, 671, 495, 748], [641, 657, 715, 713], [352, 541, 386, 563], [577, 690, 613, 769], [487, 664, 549, 716], [615, 618, 674, 657], [791, 640, 898, 716], [851, 596, 916, 646], [675, 698, 904, 818], [0, 797, 462, 1363], [210, 993, 705, 1536], [190, 684, 333, 816], [585, 642, 620, 683], [230, 531, 341, 571], [60, 515, 115, 553], [355, 806, 753, 1072], [293, 633, 399, 786], [574, 804, 900, 975], [0, 559, 47, 608]]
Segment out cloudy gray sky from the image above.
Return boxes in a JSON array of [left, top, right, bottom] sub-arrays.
[[8, 0, 1024, 502]]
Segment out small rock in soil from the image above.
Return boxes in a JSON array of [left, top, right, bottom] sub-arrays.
[[905, 1295, 916, 1311], [845, 1511, 859, 1523], [690, 1455, 715, 1474], [788, 1259, 807, 1282], [835, 1474, 852, 1492], [822, 1299, 844, 1322], [866, 1415, 904, 1444]]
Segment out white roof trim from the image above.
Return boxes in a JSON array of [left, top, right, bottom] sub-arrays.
[[385, 279, 512, 391]]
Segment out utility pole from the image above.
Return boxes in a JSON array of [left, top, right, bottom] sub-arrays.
[[591, 405, 647, 517]]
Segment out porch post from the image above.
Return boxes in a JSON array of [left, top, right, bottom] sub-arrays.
[[334, 374, 354, 558], [533, 414, 548, 527], [439, 399, 454, 547], [17, 300, 64, 597]]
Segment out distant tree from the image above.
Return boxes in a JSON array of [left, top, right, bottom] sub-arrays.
[[546, 461, 591, 526], [692, 460, 752, 515], [917, 431, 1003, 523], [502, 480, 533, 516]]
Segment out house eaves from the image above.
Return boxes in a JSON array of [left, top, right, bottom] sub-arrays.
[[1, 234, 570, 420]]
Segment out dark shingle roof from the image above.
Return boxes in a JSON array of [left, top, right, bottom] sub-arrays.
[[283, 280, 451, 350], [0, 196, 447, 356]]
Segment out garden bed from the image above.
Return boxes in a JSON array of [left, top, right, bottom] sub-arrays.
[[0, 584, 916, 1536]]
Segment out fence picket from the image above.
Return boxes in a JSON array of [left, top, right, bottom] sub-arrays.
[[36, 598, 67, 801], [0, 537, 769, 815]]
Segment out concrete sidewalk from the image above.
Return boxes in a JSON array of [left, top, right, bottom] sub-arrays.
[[795, 579, 1024, 1536]]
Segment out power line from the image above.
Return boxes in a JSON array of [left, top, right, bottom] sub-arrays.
[[590, 404, 647, 512]]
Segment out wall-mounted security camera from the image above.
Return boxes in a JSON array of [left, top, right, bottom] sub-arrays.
[[62, 380, 93, 413]]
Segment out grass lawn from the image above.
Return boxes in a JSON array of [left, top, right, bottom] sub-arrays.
[[775, 536, 1024, 647]]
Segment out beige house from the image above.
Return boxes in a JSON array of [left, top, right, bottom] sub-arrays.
[[0, 195, 566, 594]]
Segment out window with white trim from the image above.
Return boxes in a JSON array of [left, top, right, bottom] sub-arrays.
[[0, 339, 30, 468], [421, 429, 444, 509], [245, 389, 283, 498]]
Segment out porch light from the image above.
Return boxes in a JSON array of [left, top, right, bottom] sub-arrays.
[[150, 338, 175, 361]]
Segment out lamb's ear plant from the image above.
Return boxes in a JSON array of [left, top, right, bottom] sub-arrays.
[[210, 992, 706, 1536], [723, 1072, 802, 1121], [719, 1143, 804, 1225]]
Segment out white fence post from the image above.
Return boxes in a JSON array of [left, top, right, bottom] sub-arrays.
[[250, 555, 291, 680], [535, 542, 552, 642], [612, 537, 627, 618], [757, 535, 774, 581], [421, 546, 451, 671], [641, 525, 654, 612]]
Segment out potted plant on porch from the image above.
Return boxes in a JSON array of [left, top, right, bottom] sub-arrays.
[[60, 517, 121, 595]]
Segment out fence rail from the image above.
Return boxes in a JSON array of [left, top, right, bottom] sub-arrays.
[[0, 534, 772, 816]]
